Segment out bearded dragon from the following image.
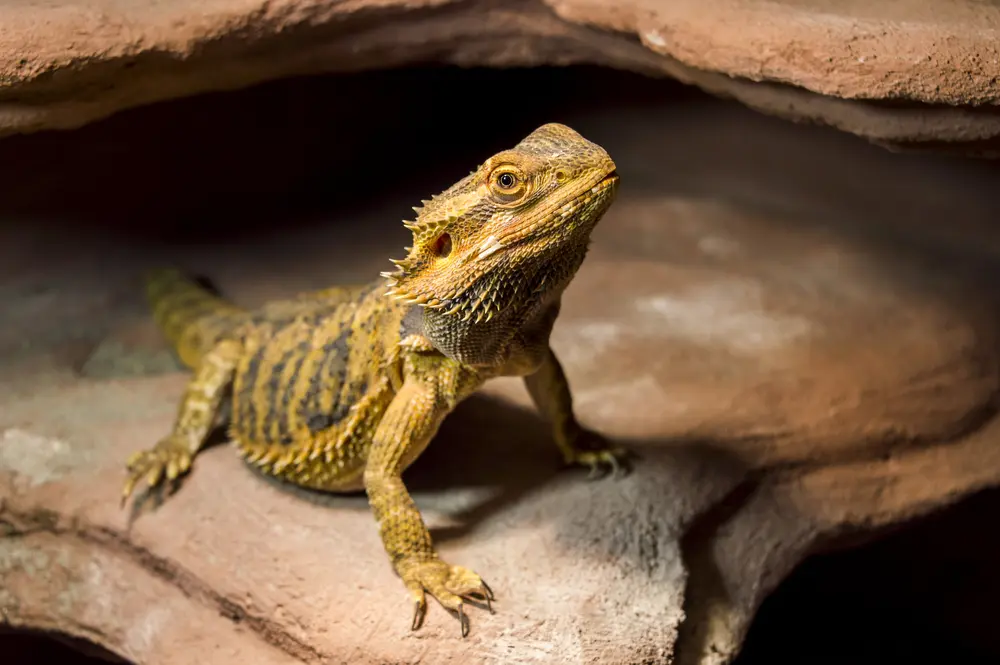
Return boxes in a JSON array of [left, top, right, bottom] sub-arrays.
[[120, 122, 624, 637]]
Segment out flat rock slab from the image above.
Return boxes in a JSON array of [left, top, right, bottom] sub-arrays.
[[2, 0, 1000, 150], [3, 94, 1000, 664]]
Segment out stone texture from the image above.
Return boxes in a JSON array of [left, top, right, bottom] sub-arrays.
[[2, 73, 1000, 664], [2, 0, 1000, 151]]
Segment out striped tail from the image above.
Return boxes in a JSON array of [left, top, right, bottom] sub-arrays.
[[145, 268, 248, 369]]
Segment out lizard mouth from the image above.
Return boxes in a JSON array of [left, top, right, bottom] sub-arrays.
[[564, 167, 619, 213], [589, 169, 619, 199], [525, 168, 619, 239]]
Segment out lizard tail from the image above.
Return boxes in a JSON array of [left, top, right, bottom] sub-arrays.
[[145, 268, 248, 369]]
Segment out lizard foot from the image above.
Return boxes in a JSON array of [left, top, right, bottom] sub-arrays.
[[121, 437, 193, 507], [561, 430, 631, 480], [398, 557, 495, 637]]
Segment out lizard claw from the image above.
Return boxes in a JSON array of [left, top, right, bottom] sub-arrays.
[[563, 430, 631, 480], [585, 461, 608, 481], [481, 579, 495, 613], [399, 558, 494, 637], [121, 437, 193, 506], [412, 599, 427, 632]]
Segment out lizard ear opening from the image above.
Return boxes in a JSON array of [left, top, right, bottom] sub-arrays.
[[431, 233, 453, 258]]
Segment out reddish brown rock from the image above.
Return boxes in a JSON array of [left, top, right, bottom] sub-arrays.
[[1, 0, 1000, 151]]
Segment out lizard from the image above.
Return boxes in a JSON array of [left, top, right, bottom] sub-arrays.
[[120, 122, 624, 637]]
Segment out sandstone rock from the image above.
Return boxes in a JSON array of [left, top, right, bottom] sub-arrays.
[[2, 82, 1000, 664], [1, 0, 1000, 151]]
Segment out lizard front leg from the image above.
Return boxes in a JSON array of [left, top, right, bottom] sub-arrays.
[[524, 346, 627, 478], [364, 368, 493, 637], [121, 338, 241, 505]]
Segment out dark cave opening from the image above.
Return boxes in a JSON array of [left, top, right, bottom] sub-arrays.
[[1, 628, 129, 664], [0, 65, 698, 241], [734, 487, 1000, 665]]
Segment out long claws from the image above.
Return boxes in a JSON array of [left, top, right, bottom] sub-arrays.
[[458, 604, 470, 638], [608, 452, 620, 476], [586, 463, 605, 481], [121, 437, 193, 508], [567, 435, 630, 481], [120, 480, 135, 508], [474, 580, 495, 614], [412, 600, 427, 632], [584, 455, 618, 481], [399, 559, 492, 636]]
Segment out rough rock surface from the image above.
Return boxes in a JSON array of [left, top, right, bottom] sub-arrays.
[[3, 74, 1000, 664], [2, 0, 1000, 151]]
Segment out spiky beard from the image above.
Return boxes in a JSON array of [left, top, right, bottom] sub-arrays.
[[382, 239, 588, 325]]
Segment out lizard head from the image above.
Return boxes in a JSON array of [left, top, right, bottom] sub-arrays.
[[382, 122, 618, 324]]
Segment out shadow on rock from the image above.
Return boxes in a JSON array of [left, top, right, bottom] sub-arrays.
[[407, 392, 748, 535], [407, 392, 755, 631]]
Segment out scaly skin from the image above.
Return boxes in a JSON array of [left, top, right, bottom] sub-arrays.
[[121, 123, 624, 636]]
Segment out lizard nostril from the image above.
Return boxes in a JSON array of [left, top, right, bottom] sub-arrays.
[[555, 170, 569, 183]]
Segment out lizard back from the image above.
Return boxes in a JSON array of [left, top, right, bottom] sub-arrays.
[[231, 280, 407, 489], [147, 271, 408, 490]]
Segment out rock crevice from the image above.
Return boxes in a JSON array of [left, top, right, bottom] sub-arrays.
[[2, 0, 1000, 151]]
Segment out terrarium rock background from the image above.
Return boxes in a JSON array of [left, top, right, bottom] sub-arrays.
[[2, 0, 1000, 152], [2, 0, 1000, 661]]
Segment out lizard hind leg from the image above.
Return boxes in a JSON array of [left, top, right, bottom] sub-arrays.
[[121, 338, 242, 506]]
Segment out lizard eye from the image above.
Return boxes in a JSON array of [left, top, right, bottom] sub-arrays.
[[431, 233, 452, 258], [488, 166, 529, 203]]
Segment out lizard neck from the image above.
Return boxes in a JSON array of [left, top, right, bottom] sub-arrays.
[[402, 277, 570, 372], [396, 243, 588, 370], [417, 304, 525, 368]]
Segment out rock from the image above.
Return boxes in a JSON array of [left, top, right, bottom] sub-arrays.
[[1, 0, 1000, 152], [2, 77, 1000, 664]]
